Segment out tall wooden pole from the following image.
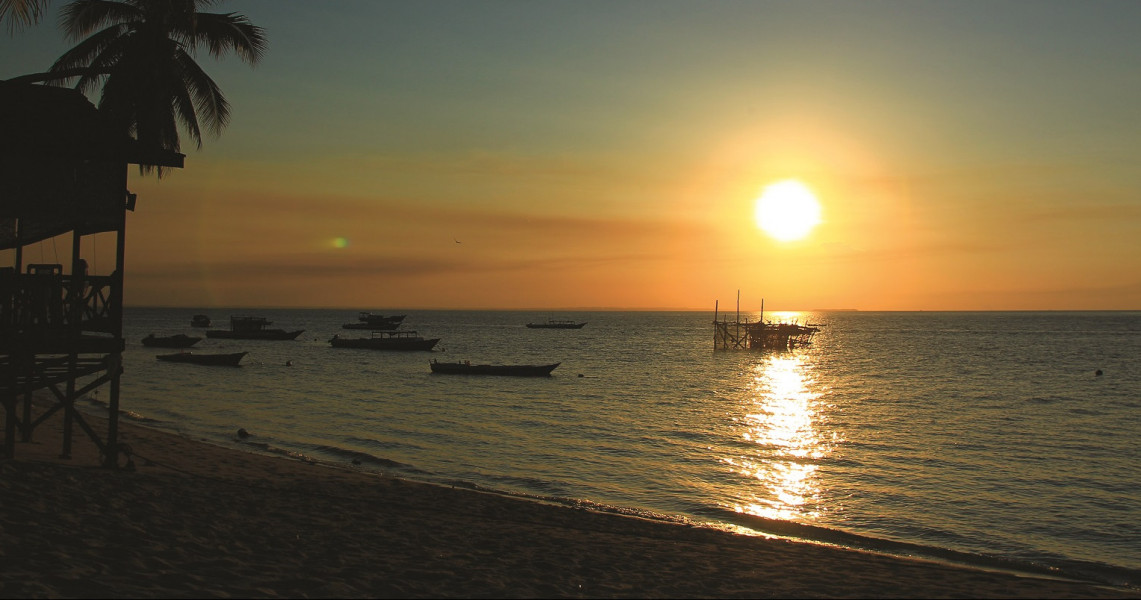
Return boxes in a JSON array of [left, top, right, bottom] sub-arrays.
[[102, 178, 130, 468], [760, 298, 765, 351], [712, 300, 719, 350], [735, 290, 740, 343], [61, 230, 82, 458], [14, 222, 22, 272]]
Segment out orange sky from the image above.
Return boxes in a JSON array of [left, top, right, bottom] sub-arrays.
[[5, 1, 1140, 310]]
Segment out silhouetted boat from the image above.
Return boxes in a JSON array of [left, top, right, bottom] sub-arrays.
[[525, 319, 586, 329], [205, 316, 304, 340], [429, 360, 560, 377], [329, 330, 439, 351], [342, 312, 406, 330], [190, 314, 211, 327], [141, 333, 202, 348], [156, 351, 247, 367]]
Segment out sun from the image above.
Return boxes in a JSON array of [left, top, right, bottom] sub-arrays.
[[754, 180, 822, 242]]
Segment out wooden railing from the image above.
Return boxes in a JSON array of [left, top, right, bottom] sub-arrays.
[[0, 266, 120, 348]]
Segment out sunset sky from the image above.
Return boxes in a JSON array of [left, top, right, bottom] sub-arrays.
[[4, 0, 1140, 311]]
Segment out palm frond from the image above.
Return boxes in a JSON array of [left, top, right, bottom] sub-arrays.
[[175, 50, 227, 138], [192, 11, 266, 64], [48, 24, 128, 91], [61, 0, 141, 40], [169, 69, 203, 149], [151, 75, 183, 151], [2, 0, 50, 32]]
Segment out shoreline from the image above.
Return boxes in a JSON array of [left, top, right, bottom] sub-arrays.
[[2, 409, 1135, 598], [143, 410, 1139, 592]]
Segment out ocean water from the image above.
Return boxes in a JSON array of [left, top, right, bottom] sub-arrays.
[[99, 309, 1140, 588]]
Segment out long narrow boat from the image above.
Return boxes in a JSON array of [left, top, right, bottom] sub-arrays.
[[205, 316, 304, 340], [429, 360, 559, 377], [329, 330, 440, 351], [156, 351, 247, 367], [141, 333, 202, 348], [525, 319, 586, 329]]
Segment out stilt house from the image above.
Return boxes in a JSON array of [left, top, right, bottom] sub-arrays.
[[1, 81, 183, 465]]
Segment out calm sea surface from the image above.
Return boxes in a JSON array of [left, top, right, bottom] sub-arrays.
[[101, 309, 1140, 588]]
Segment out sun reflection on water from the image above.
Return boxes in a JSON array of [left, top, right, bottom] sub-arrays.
[[728, 353, 833, 522]]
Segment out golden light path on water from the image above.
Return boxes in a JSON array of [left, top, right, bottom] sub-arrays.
[[727, 351, 835, 522]]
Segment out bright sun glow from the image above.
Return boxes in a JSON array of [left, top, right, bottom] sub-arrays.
[[754, 180, 822, 242]]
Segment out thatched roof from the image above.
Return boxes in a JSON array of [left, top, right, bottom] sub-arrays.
[[0, 81, 184, 249]]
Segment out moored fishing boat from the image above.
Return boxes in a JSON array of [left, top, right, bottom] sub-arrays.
[[342, 312, 406, 330], [155, 351, 247, 366], [525, 319, 586, 329], [205, 316, 304, 340], [141, 333, 202, 348], [429, 360, 559, 377], [329, 330, 439, 351]]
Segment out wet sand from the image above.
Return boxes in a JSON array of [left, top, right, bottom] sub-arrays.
[[1, 408, 1134, 598]]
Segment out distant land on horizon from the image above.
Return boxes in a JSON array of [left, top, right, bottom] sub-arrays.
[[129, 305, 721, 312]]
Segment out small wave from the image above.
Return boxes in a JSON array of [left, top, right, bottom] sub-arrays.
[[310, 444, 425, 472], [119, 410, 162, 425], [1045, 558, 1141, 590], [442, 479, 483, 490], [221, 435, 316, 463], [484, 489, 699, 527], [1067, 407, 1105, 416], [551, 497, 696, 525], [710, 508, 1140, 589], [344, 436, 426, 452], [668, 429, 714, 442], [256, 444, 317, 463], [1025, 395, 1075, 405], [75, 398, 161, 425], [399, 474, 703, 528]]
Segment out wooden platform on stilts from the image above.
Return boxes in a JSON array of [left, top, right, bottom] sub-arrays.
[[712, 293, 818, 352]]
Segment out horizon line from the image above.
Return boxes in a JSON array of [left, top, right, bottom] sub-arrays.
[[123, 305, 1141, 313]]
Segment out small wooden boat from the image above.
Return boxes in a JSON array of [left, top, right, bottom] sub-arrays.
[[342, 312, 406, 330], [429, 360, 559, 377], [190, 314, 212, 327], [156, 351, 247, 366], [329, 330, 440, 351], [525, 319, 586, 329], [205, 316, 304, 340], [141, 333, 202, 348]]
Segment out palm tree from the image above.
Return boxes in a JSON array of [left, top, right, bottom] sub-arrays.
[[47, 0, 266, 175]]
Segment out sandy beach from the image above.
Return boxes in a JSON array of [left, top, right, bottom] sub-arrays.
[[1, 408, 1134, 599]]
